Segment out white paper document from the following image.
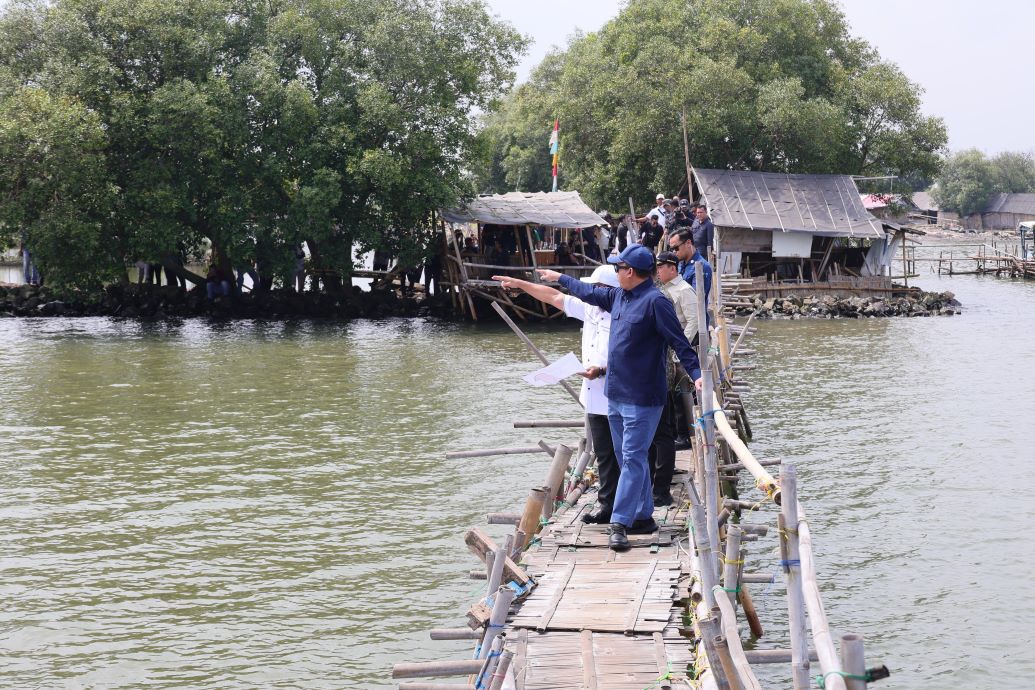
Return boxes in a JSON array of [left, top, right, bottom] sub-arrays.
[[522, 352, 584, 387]]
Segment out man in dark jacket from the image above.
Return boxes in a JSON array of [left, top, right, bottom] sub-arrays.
[[511, 246, 702, 551]]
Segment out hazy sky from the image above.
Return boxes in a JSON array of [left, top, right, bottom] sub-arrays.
[[483, 0, 1035, 154]]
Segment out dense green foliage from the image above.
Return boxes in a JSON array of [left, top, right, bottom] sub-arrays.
[[932, 149, 1035, 216], [0, 0, 525, 289], [476, 0, 947, 210]]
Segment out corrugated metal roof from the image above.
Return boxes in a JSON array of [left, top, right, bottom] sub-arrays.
[[692, 169, 886, 238], [440, 191, 606, 228], [984, 193, 1035, 215]]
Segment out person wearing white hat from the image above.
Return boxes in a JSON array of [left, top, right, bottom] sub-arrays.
[[491, 265, 621, 525]]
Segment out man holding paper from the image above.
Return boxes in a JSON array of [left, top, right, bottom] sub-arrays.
[[492, 265, 621, 527], [496, 245, 702, 551]]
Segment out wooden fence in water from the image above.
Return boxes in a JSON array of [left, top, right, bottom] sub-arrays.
[[390, 266, 888, 690]]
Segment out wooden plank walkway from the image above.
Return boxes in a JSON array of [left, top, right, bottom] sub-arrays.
[[507, 451, 698, 690]]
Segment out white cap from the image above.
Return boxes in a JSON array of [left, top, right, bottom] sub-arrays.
[[656, 193, 665, 200], [581, 264, 620, 288]]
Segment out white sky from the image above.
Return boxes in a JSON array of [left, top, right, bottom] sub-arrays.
[[483, 0, 1035, 154]]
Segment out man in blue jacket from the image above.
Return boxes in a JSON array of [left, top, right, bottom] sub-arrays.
[[524, 245, 702, 551], [668, 229, 712, 305]]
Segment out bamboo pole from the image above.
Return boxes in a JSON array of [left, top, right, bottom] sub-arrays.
[[485, 535, 513, 596], [840, 634, 867, 690], [429, 629, 481, 640], [738, 578, 764, 639], [445, 446, 551, 459], [695, 262, 721, 576], [542, 443, 574, 519], [779, 465, 810, 689], [490, 301, 582, 406], [398, 684, 474, 690], [710, 596, 762, 690], [796, 502, 846, 690], [477, 588, 515, 659], [517, 487, 548, 550], [710, 392, 779, 502], [712, 635, 745, 690], [684, 479, 719, 611], [513, 419, 584, 428], [721, 525, 743, 608], [697, 615, 731, 690], [392, 660, 486, 679], [486, 650, 514, 690]]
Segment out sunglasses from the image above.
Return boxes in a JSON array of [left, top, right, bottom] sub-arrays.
[[613, 263, 632, 272]]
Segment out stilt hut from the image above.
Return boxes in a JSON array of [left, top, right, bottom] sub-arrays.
[[690, 168, 918, 298], [438, 191, 608, 320]]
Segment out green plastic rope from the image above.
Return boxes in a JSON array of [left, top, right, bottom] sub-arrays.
[[815, 671, 871, 688]]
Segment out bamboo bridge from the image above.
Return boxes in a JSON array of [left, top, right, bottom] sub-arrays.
[[390, 267, 889, 690]]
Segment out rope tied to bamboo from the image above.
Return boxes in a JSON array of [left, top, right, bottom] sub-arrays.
[[814, 670, 875, 688]]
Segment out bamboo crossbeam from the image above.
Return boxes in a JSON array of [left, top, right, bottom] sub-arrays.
[[392, 660, 485, 679], [445, 446, 551, 459], [429, 629, 481, 640], [743, 649, 820, 664], [398, 684, 474, 690], [485, 513, 521, 525], [711, 392, 779, 502], [513, 419, 585, 428]]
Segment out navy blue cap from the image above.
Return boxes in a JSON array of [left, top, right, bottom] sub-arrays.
[[607, 244, 655, 271]]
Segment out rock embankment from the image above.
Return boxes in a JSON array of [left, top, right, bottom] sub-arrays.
[[0, 284, 450, 319], [730, 291, 962, 318]]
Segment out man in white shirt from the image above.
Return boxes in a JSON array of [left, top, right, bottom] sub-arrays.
[[491, 265, 621, 525]]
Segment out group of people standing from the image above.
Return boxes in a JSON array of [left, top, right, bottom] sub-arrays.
[[494, 196, 715, 551]]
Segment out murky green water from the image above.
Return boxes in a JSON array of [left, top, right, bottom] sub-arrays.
[[2, 247, 1033, 688]]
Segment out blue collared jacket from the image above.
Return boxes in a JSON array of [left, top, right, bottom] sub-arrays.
[[560, 274, 701, 407], [679, 252, 712, 304]]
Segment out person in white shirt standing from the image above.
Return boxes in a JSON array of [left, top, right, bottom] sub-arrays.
[[492, 264, 620, 524]]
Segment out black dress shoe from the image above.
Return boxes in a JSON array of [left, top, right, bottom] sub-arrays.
[[674, 437, 692, 450], [608, 523, 630, 551], [653, 493, 674, 507], [582, 507, 612, 524], [628, 517, 658, 534]]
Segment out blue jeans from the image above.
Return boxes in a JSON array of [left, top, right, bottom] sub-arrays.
[[607, 400, 664, 526]]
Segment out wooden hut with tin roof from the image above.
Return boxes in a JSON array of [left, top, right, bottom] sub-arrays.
[[689, 168, 920, 298]]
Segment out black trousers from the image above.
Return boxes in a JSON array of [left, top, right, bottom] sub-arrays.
[[587, 413, 619, 515], [648, 391, 677, 501]]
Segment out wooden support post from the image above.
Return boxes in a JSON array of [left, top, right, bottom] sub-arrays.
[[464, 528, 530, 586], [485, 534, 513, 596], [684, 479, 719, 611], [738, 578, 764, 639], [517, 488, 548, 550], [487, 649, 514, 690], [713, 635, 745, 690], [779, 464, 810, 690], [840, 634, 867, 690], [697, 614, 731, 690], [722, 525, 743, 608], [542, 443, 574, 519], [711, 599, 762, 690], [478, 587, 515, 659]]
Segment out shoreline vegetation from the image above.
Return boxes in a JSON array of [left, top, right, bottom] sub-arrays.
[[0, 282, 959, 320]]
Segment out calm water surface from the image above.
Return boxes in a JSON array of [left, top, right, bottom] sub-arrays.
[[1, 256, 1033, 688]]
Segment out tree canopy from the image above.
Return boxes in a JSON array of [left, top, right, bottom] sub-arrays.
[[0, 0, 526, 289], [932, 149, 1035, 216], [476, 0, 947, 211]]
